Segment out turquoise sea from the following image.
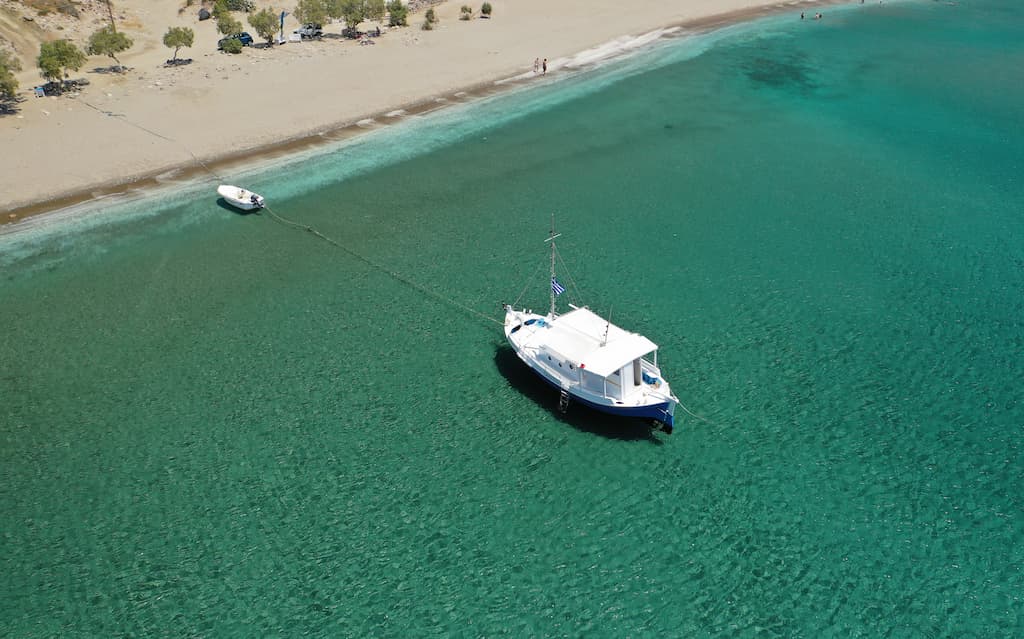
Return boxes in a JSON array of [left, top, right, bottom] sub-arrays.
[[2, 1, 1022, 635]]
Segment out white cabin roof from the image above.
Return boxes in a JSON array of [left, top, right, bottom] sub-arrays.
[[547, 307, 658, 377]]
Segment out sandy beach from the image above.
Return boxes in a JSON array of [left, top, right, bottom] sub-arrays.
[[0, 0, 835, 220]]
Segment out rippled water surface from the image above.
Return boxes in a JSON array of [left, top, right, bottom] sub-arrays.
[[2, 1, 1022, 635]]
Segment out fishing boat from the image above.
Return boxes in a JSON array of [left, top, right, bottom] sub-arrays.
[[217, 184, 264, 211], [503, 222, 679, 433]]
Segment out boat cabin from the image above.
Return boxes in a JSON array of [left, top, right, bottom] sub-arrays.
[[532, 307, 664, 402]]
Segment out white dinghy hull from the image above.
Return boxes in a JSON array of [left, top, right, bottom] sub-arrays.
[[218, 184, 265, 211]]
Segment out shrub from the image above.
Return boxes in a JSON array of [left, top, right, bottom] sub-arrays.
[[481, 2, 491, 17], [425, 8, 436, 23], [386, 0, 406, 26], [460, 5, 471, 20], [0, 49, 22, 100], [221, 37, 243, 53], [56, 0, 79, 17], [217, 14, 243, 35], [421, 18, 432, 30]]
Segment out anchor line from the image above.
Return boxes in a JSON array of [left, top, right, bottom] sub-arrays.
[[77, 102, 502, 328], [258, 204, 503, 328], [676, 400, 711, 424]]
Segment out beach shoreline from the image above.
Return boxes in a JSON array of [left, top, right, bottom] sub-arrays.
[[1, 0, 851, 226]]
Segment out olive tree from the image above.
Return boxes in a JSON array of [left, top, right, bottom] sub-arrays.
[[211, 0, 231, 21], [87, 26, 133, 71], [248, 8, 278, 45], [331, 0, 384, 32], [365, 0, 385, 23], [385, 0, 406, 26], [1, 50, 21, 100], [294, 0, 328, 27], [37, 40, 87, 92], [217, 14, 243, 36], [163, 26, 195, 62]]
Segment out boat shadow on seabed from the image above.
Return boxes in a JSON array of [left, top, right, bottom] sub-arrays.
[[494, 346, 665, 444], [215, 198, 259, 215]]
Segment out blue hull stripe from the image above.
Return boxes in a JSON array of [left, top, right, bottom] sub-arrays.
[[530, 370, 674, 428]]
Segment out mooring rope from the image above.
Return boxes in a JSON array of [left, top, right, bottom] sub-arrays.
[[77, 102, 501, 327], [677, 401, 711, 424], [258, 204, 503, 327], [81, 102, 713, 426]]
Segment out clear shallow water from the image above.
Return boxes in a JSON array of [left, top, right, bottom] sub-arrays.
[[2, 2, 1022, 635]]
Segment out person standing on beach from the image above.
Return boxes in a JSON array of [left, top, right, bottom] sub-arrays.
[[542, 58, 547, 75], [534, 58, 540, 74]]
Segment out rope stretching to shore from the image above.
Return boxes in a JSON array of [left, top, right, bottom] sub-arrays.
[[78, 101, 502, 327], [83, 101, 710, 425]]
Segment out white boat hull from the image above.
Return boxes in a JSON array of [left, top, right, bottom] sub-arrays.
[[217, 184, 264, 210]]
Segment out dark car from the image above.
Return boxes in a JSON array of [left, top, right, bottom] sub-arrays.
[[217, 32, 254, 49], [293, 23, 323, 39]]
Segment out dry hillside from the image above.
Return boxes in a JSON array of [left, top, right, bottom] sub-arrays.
[[0, 0, 250, 87]]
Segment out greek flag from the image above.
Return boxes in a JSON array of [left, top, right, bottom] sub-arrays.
[[551, 278, 566, 296]]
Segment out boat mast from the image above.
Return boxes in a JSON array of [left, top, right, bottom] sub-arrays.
[[546, 214, 561, 317]]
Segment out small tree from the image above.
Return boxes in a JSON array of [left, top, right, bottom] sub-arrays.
[[221, 37, 243, 53], [385, 0, 406, 26], [217, 14, 244, 36], [425, 8, 436, 24], [248, 8, 278, 45], [87, 26, 133, 71], [163, 26, 195, 62], [294, 0, 328, 27], [211, 0, 230, 21], [0, 50, 21, 100], [332, 0, 379, 32], [481, 2, 492, 17], [460, 5, 472, 20], [366, 0, 385, 23], [37, 40, 87, 93]]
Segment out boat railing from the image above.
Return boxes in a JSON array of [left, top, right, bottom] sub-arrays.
[[639, 358, 663, 386]]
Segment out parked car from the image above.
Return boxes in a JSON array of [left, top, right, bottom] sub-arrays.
[[293, 23, 323, 39], [217, 32, 254, 49]]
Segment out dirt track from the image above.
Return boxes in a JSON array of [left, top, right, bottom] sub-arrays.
[[0, 4, 49, 73]]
